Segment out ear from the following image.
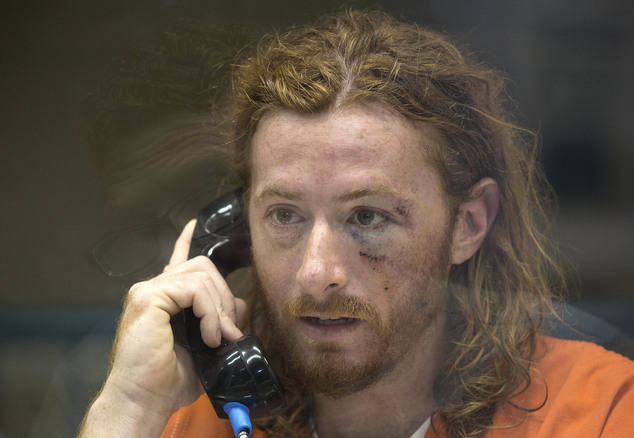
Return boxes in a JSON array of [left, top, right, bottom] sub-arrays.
[[450, 178, 499, 265]]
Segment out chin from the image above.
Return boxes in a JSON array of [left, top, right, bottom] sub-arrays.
[[294, 352, 388, 399], [282, 330, 395, 398]]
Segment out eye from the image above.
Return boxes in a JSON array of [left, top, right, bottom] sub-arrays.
[[350, 209, 387, 228], [270, 208, 302, 225]]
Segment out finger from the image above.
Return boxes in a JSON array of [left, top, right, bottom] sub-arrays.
[[205, 265, 239, 325], [235, 298, 248, 330], [169, 257, 244, 342], [127, 273, 211, 319], [166, 256, 241, 326], [134, 273, 232, 347], [149, 257, 244, 345], [199, 309, 243, 345], [195, 276, 243, 344], [167, 264, 244, 344], [166, 219, 197, 270]]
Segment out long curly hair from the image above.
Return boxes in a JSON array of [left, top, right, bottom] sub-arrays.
[[231, 9, 565, 438]]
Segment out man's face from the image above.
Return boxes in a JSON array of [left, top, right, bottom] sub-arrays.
[[248, 103, 454, 397]]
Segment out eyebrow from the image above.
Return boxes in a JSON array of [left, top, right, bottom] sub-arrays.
[[256, 185, 303, 202], [335, 185, 405, 203], [256, 183, 409, 204]]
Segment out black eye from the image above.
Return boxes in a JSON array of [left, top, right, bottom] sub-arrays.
[[357, 210, 375, 226], [354, 209, 385, 227]]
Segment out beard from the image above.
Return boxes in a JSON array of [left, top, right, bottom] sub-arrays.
[[274, 293, 393, 399], [249, 227, 454, 400]]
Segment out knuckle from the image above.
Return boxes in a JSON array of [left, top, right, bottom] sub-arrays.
[[219, 311, 233, 322], [126, 281, 151, 304], [223, 298, 236, 313], [126, 276, 177, 309], [188, 272, 220, 297], [190, 255, 218, 272], [120, 282, 155, 329], [215, 298, 226, 312]]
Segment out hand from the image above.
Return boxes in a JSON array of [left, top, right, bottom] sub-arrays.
[[79, 220, 247, 436]]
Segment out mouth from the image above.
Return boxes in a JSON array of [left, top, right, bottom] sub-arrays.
[[301, 316, 361, 326], [297, 316, 363, 341]]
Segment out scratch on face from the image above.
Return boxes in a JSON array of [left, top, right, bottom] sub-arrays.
[[359, 251, 386, 263], [393, 203, 410, 218]]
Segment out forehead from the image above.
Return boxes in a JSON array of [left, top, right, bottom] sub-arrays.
[[246, 104, 450, 214], [249, 103, 441, 188]]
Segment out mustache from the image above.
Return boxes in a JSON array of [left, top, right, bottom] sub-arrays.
[[282, 294, 387, 334]]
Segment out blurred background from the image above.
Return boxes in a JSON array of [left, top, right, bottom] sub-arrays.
[[1, 0, 633, 436]]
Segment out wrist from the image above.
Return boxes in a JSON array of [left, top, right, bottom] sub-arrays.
[[79, 381, 173, 437]]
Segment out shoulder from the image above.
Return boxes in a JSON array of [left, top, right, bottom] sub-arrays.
[[489, 336, 634, 437], [538, 335, 634, 386], [539, 336, 634, 409], [160, 395, 268, 438]]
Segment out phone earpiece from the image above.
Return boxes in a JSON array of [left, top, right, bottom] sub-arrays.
[[187, 188, 251, 276]]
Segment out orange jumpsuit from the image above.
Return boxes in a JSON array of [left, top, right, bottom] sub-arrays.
[[161, 336, 634, 438]]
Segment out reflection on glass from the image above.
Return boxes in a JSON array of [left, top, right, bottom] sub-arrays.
[[90, 224, 161, 277], [87, 185, 238, 277]]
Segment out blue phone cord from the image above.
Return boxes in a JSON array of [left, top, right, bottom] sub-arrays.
[[224, 402, 252, 438]]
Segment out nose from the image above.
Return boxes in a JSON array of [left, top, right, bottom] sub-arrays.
[[296, 220, 347, 297]]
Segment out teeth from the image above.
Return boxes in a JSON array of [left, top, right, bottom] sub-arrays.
[[309, 317, 356, 326]]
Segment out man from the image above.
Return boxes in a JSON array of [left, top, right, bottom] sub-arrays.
[[79, 10, 634, 438]]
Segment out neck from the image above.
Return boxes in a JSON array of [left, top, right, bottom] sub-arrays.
[[311, 315, 448, 438]]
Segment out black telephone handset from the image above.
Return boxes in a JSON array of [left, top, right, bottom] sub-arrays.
[[170, 189, 285, 430]]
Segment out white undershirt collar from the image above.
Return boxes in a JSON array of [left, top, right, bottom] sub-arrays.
[[311, 416, 431, 438]]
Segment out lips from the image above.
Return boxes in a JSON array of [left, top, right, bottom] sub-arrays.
[[302, 317, 360, 326], [283, 295, 380, 341], [297, 316, 364, 342]]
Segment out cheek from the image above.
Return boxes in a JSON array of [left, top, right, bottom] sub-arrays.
[[253, 260, 287, 320], [250, 214, 299, 272], [251, 234, 301, 311], [365, 232, 449, 308], [253, 250, 290, 291], [355, 232, 418, 279]]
